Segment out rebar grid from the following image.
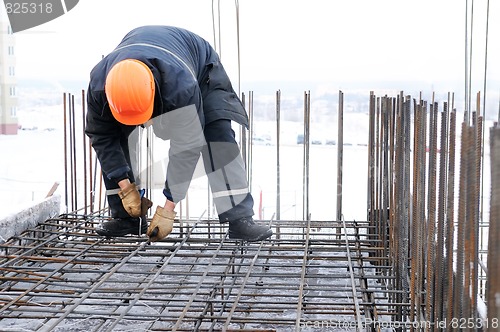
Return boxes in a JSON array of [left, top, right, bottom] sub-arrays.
[[0, 216, 408, 331]]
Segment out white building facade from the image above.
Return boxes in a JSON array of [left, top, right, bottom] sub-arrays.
[[0, 7, 17, 135]]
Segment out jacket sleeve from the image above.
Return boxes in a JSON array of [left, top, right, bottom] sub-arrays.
[[85, 89, 132, 180]]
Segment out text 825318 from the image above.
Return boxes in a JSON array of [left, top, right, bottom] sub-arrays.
[[4, 2, 53, 14]]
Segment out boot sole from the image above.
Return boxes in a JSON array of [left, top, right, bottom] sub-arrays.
[[229, 229, 273, 242], [95, 226, 147, 237]]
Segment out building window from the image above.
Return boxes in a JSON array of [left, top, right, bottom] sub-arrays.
[[9, 86, 16, 96], [9, 66, 15, 76], [10, 106, 16, 117], [8, 46, 14, 55]]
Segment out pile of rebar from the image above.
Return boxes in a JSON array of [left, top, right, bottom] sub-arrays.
[[367, 91, 495, 330]]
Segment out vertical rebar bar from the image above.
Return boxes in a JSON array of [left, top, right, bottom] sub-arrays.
[[472, 105, 483, 327], [303, 91, 311, 221], [403, 94, 412, 322], [382, 96, 390, 273], [393, 94, 403, 326], [455, 121, 468, 321], [435, 106, 448, 325], [375, 96, 381, 269], [82, 90, 88, 215], [487, 124, 500, 332], [68, 93, 74, 211], [444, 110, 457, 327], [336, 91, 344, 237], [425, 101, 438, 330], [389, 97, 396, 303], [410, 100, 420, 327], [276, 90, 281, 221], [367, 92, 375, 252], [71, 94, 78, 211], [417, 100, 427, 324], [63, 93, 69, 213]]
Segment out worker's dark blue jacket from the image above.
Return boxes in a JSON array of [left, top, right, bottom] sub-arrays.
[[85, 25, 248, 192]]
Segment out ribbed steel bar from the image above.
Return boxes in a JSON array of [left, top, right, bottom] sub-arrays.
[[444, 110, 457, 326], [82, 90, 88, 215], [487, 124, 500, 332], [393, 94, 404, 326], [276, 90, 281, 222], [425, 101, 438, 331], [375, 96, 381, 270], [472, 113, 483, 327], [71, 94, 78, 211], [303, 91, 311, 221], [455, 121, 468, 322], [402, 94, 412, 323], [416, 100, 427, 326], [381, 96, 390, 273], [409, 99, 421, 326], [434, 106, 448, 325], [337, 90, 344, 239], [63, 93, 69, 213]]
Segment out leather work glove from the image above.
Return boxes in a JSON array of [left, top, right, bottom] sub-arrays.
[[141, 196, 153, 216], [147, 206, 176, 242], [118, 182, 142, 217]]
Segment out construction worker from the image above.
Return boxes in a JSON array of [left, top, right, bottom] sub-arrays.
[[85, 25, 273, 242]]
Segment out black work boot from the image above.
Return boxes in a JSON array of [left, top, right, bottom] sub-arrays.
[[95, 217, 147, 237], [228, 217, 273, 242]]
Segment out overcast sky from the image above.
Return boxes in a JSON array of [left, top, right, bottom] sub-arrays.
[[9, 0, 500, 108]]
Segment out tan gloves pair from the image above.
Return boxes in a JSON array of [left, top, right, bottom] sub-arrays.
[[118, 182, 176, 242]]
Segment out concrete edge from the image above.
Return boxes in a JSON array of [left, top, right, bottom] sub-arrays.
[[0, 195, 61, 244]]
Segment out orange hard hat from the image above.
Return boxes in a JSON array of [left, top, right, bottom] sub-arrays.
[[105, 59, 155, 125]]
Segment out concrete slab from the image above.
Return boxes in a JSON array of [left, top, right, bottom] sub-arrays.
[[0, 194, 61, 243]]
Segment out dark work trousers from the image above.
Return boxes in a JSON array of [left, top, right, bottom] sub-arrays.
[[103, 119, 254, 222]]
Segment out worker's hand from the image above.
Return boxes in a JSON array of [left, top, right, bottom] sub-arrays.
[[118, 182, 142, 217], [147, 206, 176, 242]]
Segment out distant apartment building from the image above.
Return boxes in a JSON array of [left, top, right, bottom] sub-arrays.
[[0, 8, 17, 135]]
